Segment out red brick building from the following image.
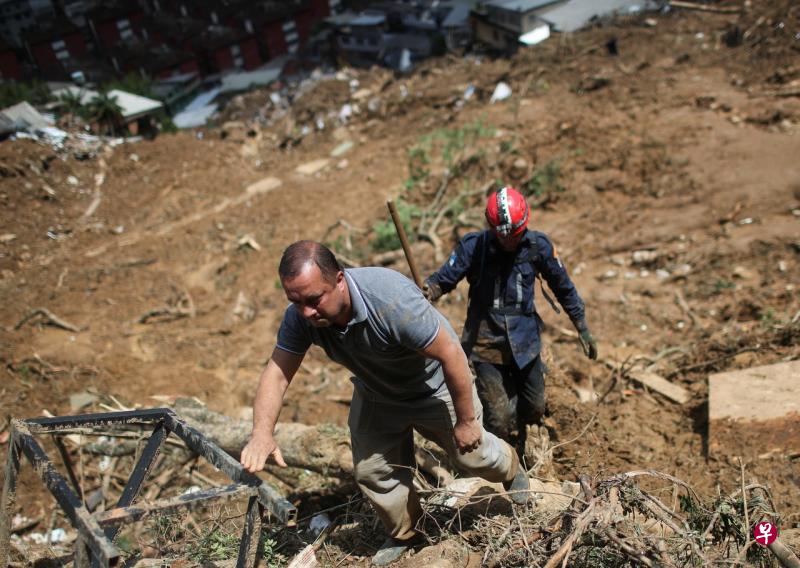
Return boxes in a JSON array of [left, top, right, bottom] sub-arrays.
[[0, 41, 22, 80], [86, 4, 146, 53], [24, 22, 88, 78]]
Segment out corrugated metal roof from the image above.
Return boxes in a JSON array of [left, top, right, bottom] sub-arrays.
[[442, 3, 472, 28], [106, 90, 163, 119], [0, 101, 51, 130], [537, 0, 657, 32]]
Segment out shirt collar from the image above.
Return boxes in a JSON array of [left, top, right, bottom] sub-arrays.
[[344, 270, 368, 326]]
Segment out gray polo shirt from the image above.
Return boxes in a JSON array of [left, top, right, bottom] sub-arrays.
[[276, 267, 458, 401]]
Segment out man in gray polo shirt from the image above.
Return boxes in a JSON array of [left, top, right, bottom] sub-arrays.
[[241, 241, 529, 566]]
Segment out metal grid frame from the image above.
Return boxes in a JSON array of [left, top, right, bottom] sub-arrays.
[[0, 408, 297, 567]]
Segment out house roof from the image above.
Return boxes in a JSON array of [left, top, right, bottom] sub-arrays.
[[52, 85, 100, 105], [442, 3, 473, 28], [0, 101, 52, 130], [106, 89, 163, 119], [486, 0, 561, 12], [536, 0, 657, 32]]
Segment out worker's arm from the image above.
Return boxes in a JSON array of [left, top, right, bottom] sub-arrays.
[[421, 327, 482, 454], [240, 347, 304, 472], [536, 232, 597, 359], [423, 232, 481, 301]]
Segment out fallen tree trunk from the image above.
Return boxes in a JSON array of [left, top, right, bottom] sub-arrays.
[[174, 399, 354, 478]]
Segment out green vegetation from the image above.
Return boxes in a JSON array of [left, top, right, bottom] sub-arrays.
[[523, 159, 564, 197], [403, 118, 496, 190], [187, 527, 285, 566], [371, 198, 420, 252], [86, 91, 124, 135], [102, 73, 156, 99], [712, 279, 735, 294], [0, 80, 53, 108]]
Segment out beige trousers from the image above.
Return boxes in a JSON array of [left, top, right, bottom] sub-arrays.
[[348, 383, 517, 541]]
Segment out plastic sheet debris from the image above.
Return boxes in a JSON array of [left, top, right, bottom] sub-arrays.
[[490, 82, 512, 103]]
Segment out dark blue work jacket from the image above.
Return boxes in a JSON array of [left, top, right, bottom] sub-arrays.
[[428, 230, 586, 369]]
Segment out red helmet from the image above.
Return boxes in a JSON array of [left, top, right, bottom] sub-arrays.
[[485, 186, 529, 239]]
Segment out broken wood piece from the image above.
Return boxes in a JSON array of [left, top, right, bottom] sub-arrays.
[[769, 538, 800, 568], [286, 521, 337, 568], [627, 371, 690, 404], [14, 307, 82, 332]]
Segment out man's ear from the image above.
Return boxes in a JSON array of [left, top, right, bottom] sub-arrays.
[[336, 270, 345, 288]]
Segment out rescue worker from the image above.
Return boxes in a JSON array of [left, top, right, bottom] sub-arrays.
[[422, 187, 598, 451], [240, 241, 530, 566]]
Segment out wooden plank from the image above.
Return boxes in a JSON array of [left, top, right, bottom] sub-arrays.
[[628, 371, 690, 404]]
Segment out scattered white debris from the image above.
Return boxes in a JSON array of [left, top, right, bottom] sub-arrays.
[[27, 528, 67, 544], [98, 456, 112, 472], [295, 159, 329, 176], [656, 269, 671, 280], [0, 233, 17, 243], [490, 82, 512, 103], [129, 153, 139, 162], [67, 176, 79, 186]]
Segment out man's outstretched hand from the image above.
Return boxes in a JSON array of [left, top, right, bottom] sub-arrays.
[[240, 433, 287, 472]]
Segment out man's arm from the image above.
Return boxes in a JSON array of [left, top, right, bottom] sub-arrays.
[[423, 233, 479, 301], [240, 347, 304, 472], [536, 233, 597, 359], [421, 327, 482, 454]]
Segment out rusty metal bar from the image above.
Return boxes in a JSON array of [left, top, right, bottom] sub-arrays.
[[95, 484, 257, 527], [162, 412, 297, 525], [26, 409, 168, 434], [105, 421, 168, 541], [16, 428, 120, 566], [0, 425, 21, 568], [53, 434, 84, 500], [236, 496, 262, 568]]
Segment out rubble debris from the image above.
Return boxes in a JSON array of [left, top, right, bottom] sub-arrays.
[[295, 159, 330, 176]]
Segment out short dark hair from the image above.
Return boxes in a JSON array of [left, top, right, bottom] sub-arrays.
[[279, 241, 342, 284]]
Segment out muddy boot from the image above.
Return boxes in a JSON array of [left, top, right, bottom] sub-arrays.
[[371, 536, 422, 566], [502, 447, 530, 505]]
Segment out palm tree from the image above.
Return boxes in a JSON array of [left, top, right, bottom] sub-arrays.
[[58, 90, 88, 125], [88, 91, 123, 136]]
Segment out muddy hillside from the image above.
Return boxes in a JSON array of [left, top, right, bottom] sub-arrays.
[[1, 1, 799, 566]]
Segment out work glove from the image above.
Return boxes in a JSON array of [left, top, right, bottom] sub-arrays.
[[421, 279, 442, 302], [578, 329, 598, 360]]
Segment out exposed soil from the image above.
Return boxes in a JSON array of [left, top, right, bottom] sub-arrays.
[[1, 2, 799, 564]]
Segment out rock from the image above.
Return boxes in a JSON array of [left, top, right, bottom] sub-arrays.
[[295, 159, 330, 176], [732, 265, 755, 279], [351, 88, 372, 101], [0, 233, 17, 243], [330, 140, 354, 158], [245, 177, 282, 196], [70, 391, 98, 411], [510, 157, 528, 179]]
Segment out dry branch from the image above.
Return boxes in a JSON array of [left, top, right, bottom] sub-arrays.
[[14, 308, 82, 332]]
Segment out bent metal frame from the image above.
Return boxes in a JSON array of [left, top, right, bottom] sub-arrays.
[[0, 408, 297, 567]]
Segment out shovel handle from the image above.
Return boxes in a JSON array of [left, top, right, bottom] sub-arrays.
[[387, 200, 423, 288]]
